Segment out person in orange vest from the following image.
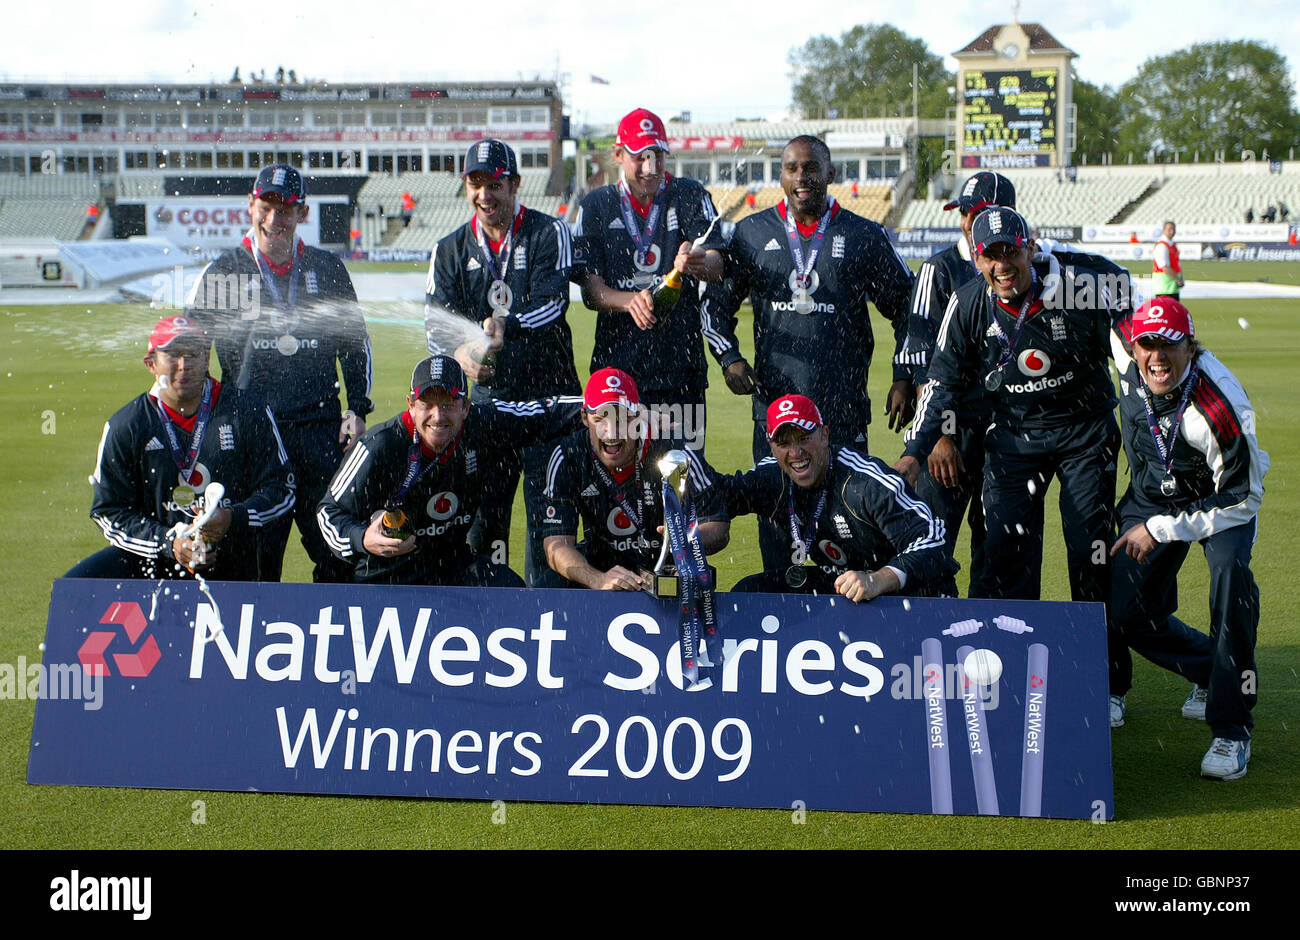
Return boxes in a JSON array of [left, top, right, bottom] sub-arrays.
[[850, 179, 859, 199], [86, 203, 100, 226], [1152, 220, 1185, 300], [400, 191, 415, 227]]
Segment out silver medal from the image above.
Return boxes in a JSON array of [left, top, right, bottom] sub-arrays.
[[276, 334, 300, 356], [985, 369, 1004, 392], [1160, 473, 1178, 497], [792, 289, 816, 315], [488, 279, 513, 316], [785, 565, 809, 589]]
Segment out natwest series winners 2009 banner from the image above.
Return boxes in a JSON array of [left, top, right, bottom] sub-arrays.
[[28, 579, 1113, 819]]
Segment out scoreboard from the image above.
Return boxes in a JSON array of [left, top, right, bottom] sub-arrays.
[[961, 68, 1058, 168]]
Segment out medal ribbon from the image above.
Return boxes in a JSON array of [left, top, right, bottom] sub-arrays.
[[617, 178, 667, 263], [473, 205, 525, 284], [987, 272, 1041, 372], [154, 377, 214, 486], [590, 448, 648, 541], [782, 198, 834, 291], [1136, 360, 1199, 480], [786, 452, 833, 562], [247, 233, 302, 312]]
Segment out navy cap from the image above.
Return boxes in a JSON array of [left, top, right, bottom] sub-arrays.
[[410, 356, 467, 400], [462, 139, 519, 180], [944, 171, 1016, 212], [971, 206, 1031, 255], [252, 164, 307, 204]]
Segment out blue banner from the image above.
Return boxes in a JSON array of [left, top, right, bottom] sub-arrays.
[[28, 579, 1113, 819]]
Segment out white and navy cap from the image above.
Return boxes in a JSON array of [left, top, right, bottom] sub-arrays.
[[945, 171, 1016, 212], [411, 356, 467, 399], [462, 139, 519, 180], [252, 164, 307, 204], [971, 206, 1031, 255]]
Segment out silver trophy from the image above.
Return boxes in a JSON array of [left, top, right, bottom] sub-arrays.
[[650, 449, 691, 597]]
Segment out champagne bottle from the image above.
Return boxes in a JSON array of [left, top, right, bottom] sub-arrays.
[[650, 268, 682, 329], [381, 506, 412, 540]]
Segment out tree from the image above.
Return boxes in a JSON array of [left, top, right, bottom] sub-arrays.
[[1071, 78, 1124, 164], [788, 24, 952, 120], [1115, 40, 1300, 160]]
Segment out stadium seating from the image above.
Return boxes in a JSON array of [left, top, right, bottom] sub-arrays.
[[899, 167, 1157, 229], [0, 198, 90, 240], [1124, 170, 1300, 226]]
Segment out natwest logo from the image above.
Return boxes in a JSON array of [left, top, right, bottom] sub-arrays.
[[78, 602, 161, 677]]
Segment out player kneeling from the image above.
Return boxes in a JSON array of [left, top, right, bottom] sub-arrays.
[[317, 356, 579, 586], [68, 316, 295, 581], [541, 368, 729, 590], [721, 394, 957, 600]]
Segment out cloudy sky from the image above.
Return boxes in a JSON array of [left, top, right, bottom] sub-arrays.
[[2, 0, 1297, 125]]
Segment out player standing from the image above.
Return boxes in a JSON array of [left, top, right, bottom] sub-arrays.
[[424, 139, 580, 586], [896, 206, 1128, 605], [894, 171, 1017, 591], [68, 316, 294, 580], [186, 164, 372, 583], [571, 108, 724, 453], [1107, 300, 1268, 779], [702, 135, 914, 570]]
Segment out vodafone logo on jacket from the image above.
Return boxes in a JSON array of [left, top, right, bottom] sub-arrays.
[[607, 507, 636, 535], [1017, 348, 1051, 377], [818, 539, 847, 566], [427, 491, 460, 521]]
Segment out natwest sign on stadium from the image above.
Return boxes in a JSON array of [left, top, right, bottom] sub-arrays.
[[29, 578, 1114, 819]]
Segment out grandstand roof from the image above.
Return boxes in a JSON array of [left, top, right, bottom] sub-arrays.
[[954, 23, 1075, 57]]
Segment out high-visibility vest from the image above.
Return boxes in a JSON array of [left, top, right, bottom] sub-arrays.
[[1152, 236, 1181, 294]]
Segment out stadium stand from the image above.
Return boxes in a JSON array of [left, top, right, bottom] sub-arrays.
[[899, 166, 1158, 229], [1124, 167, 1300, 226], [0, 174, 101, 241]]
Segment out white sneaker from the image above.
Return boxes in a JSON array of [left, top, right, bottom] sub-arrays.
[[1201, 738, 1250, 780], [1181, 686, 1208, 720], [1109, 694, 1126, 728]]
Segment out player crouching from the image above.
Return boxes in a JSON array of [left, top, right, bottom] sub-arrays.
[[541, 368, 730, 589], [68, 316, 295, 580], [317, 356, 579, 586], [721, 394, 957, 601]]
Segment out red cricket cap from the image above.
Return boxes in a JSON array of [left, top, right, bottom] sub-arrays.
[[766, 394, 823, 439], [148, 315, 208, 353], [584, 367, 640, 413], [1122, 298, 1195, 344], [616, 108, 669, 155]]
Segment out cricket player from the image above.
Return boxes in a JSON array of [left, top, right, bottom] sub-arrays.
[[68, 315, 294, 580], [1108, 299, 1268, 780], [186, 163, 373, 583], [571, 108, 725, 453], [424, 139, 580, 586], [720, 394, 956, 600], [896, 206, 1129, 605], [894, 171, 1017, 591], [541, 368, 729, 590], [702, 135, 915, 570], [317, 356, 580, 586]]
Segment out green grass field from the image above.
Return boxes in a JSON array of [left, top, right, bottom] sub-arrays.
[[0, 264, 1297, 849]]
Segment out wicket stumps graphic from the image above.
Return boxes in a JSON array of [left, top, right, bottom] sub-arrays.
[[922, 635, 1050, 817], [1019, 643, 1049, 817], [921, 637, 953, 814]]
